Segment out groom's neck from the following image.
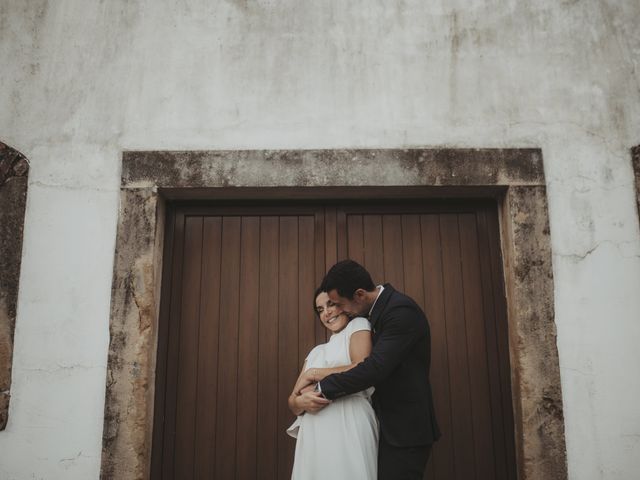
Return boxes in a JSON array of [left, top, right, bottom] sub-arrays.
[[363, 285, 381, 311]]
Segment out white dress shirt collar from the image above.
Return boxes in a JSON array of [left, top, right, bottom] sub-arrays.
[[368, 285, 385, 317]]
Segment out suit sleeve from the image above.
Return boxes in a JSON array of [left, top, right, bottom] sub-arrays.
[[318, 306, 427, 400]]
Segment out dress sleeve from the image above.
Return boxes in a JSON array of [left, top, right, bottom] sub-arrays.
[[346, 316, 371, 341], [305, 345, 317, 361]]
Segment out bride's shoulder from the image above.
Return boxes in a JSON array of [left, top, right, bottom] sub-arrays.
[[347, 316, 372, 332], [305, 342, 325, 359]]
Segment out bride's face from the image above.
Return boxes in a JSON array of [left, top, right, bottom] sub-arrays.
[[315, 292, 349, 334]]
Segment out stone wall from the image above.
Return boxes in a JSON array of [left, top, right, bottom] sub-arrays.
[[0, 1, 639, 479]]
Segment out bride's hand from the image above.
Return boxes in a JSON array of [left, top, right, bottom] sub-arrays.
[[296, 391, 330, 413], [299, 384, 316, 394], [294, 369, 318, 394]]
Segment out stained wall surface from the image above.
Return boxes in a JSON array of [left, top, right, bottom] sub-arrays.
[[1, 1, 639, 479]]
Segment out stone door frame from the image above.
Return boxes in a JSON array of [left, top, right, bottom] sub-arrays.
[[0, 142, 29, 432], [100, 149, 567, 480]]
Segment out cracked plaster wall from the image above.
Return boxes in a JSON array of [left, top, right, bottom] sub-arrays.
[[0, 1, 639, 479]]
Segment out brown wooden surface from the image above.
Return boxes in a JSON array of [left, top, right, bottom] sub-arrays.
[[151, 201, 517, 480]]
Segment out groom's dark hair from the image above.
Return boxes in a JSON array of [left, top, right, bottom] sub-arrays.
[[321, 260, 376, 299]]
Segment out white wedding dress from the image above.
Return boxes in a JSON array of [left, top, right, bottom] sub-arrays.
[[287, 317, 379, 480]]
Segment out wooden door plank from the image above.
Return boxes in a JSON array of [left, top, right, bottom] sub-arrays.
[[160, 209, 185, 478], [315, 209, 327, 345], [278, 217, 299, 479], [174, 216, 204, 478], [337, 207, 347, 261], [257, 217, 279, 479], [485, 207, 518, 479], [459, 213, 496, 479], [400, 214, 436, 480], [476, 208, 509, 480], [420, 214, 454, 480], [363, 215, 385, 285], [323, 206, 338, 346], [325, 207, 338, 270], [236, 217, 261, 479], [440, 214, 476, 479], [193, 216, 223, 479], [401, 214, 425, 306], [382, 215, 405, 291], [151, 204, 175, 479], [347, 214, 364, 264], [214, 217, 242, 479], [299, 216, 317, 370]]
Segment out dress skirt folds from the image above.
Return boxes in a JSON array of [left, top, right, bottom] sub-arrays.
[[287, 318, 379, 480]]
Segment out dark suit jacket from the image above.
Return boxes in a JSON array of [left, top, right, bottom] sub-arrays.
[[319, 284, 441, 447]]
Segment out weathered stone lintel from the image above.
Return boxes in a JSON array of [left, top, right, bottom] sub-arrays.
[[0, 141, 29, 431], [122, 149, 545, 189]]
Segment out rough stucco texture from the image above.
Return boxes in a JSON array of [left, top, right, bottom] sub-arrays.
[[0, 1, 639, 479], [0, 142, 29, 430]]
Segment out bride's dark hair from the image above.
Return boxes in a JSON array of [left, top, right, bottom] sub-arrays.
[[313, 287, 324, 318]]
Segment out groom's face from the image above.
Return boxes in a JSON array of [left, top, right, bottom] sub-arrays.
[[327, 289, 369, 318]]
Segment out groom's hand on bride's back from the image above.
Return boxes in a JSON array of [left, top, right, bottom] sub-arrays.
[[298, 391, 330, 413]]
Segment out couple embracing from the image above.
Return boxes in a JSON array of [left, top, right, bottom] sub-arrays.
[[287, 260, 441, 479]]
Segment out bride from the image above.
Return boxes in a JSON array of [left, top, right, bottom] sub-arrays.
[[286, 288, 379, 479]]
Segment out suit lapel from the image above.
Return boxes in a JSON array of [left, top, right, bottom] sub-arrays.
[[369, 283, 394, 330]]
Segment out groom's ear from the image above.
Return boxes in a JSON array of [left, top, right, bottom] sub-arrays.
[[353, 288, 368, 300]]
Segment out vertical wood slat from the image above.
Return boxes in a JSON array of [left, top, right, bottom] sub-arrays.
[[214, 217, 242, 479], [382, 215, 405, 291], [299, 216, 317, 372], [363, 215, 384, 285], [459, 214, 496, 480], [158, 208, 185, 479], [174, 216, 204, 478], [399, 215, 435, 480], [347, 214, 364, 264], [193, 217, 223, 479], [400, 215, 425, 307], [476, 208, 510, 480], [325, 207, 338, 269], [420, 214, 455, 480], [236, 217, 260, 479], [257, 217, 279, 479], [315, 209, 327, 346], [485, 206, 518, 479], [440, 214, 476, 479], [323, 207, 338, 346], [150, 204, 175, 479], [278, 217, 299, 479], [336, 207, 347, 261]]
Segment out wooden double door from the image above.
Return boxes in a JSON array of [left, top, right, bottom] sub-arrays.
[[151, 199, 517, 480]]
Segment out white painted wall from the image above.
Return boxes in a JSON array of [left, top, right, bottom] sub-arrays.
[[1, 1, 639, 478]]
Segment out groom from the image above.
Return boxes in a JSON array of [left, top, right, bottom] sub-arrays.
[[315, 260, 441, 479]]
